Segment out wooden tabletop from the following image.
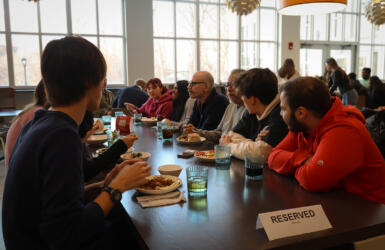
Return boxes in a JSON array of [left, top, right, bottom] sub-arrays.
[[121, 125, 385, 250]]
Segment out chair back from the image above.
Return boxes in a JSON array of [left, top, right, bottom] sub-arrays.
[[0, 88, 16, 110]]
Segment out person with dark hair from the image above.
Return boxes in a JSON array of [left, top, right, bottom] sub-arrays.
[[3, 36, 151, 250], [184, 71, 229, 130], [360, 67, 371, 88], [348, 72, 368, 96], [268, 77, 385, 204], [170, 80, 194, 123], [325, 57, 358, 105], [112, 79, 149, 109], [124, 77, 173, 118], [219, 68, 288, 160], [367, 76, 385, 109], [4, 80, 48, 170], [192, 69, 246, 143], [278, 58, 300, 85]]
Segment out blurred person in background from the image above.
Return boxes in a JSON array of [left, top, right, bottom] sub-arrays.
[[278, 58, 300, 85]]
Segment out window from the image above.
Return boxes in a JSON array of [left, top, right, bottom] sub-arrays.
[[0, 0, 127, 88], [153, 0, 278, 83]]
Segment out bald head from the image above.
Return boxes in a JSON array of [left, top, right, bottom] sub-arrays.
[[193, 71, 214, 87]]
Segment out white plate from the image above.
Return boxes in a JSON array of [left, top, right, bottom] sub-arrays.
[[87, 134, 108, 144], [194, 150, 215, 163], [176, 136, 206, 145], [141, 117, 157, 124], [136, 175, 182, 195], [121, 152, 151, 161], [93, 127, 108, 135]]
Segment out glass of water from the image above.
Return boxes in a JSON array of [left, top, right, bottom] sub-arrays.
[[187, 166, 208, 197], [244, 154, 264, 180], [214, 145, 231, 165]]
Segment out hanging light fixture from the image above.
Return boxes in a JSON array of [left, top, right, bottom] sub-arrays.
[[278, 0, 347, 16], [365, 0, 385, 26], [226, 0, 261, 16]]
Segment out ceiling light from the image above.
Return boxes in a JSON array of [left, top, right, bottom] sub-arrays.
[[279, 0, 347, 16]]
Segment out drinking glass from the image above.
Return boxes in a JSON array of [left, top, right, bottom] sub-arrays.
[[214, 145, 231, 165], [244, 154, 264, 180], [161, 126, 174, 142], [187, 166, 208, 197], [102, 115, 111, 125], [133, 113, 142, 125], [115, 111, 124, 117]]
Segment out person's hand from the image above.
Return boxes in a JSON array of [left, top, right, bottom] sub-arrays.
[[104, 160, 141, 187], [183, 124, 196, 133], [109, 161, 151, 192], [219, 134, 232, 145], [81, 123, 99, 143], [124, 103, 136, 113], [120, 134, 138, 148], [256, 126, 269, 141]]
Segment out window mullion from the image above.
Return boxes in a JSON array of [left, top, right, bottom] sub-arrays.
[[4, 0, 15, 87], [95, 0, 100, 47], [37, 1, 42, 56], [66, 0, 72, 35]]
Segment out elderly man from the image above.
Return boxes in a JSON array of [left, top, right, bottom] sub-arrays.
[[219, 68, 288, 160], [187, 69, 246, 143], [184, 71, 229, 130], [269, 77, 385, 204]]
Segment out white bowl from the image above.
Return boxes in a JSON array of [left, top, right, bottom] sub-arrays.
[[158, 164, 183, 177]]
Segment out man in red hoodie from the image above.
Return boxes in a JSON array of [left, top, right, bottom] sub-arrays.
[[268, 77, 385, 204]]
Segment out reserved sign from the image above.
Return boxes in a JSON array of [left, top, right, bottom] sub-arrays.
[[256, 204, 332, 241]]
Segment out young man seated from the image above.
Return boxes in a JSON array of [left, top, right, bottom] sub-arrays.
[[219, 68, 288, 160], [2, 36, 151, 249], [268, 77, 385, 204], [184, 69, 246, 143]]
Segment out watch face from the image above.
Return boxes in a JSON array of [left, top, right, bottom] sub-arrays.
[[111, 189, 122, 201]]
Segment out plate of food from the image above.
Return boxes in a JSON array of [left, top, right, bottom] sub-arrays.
[[141, 117, 157, 125], [195, 150, 215, 163], [176, 133, 206, 145], [93, 120, 108, 134], [136, 175, 182, 195], [87, 134, 108, 145], [121, 152, 151, 161]]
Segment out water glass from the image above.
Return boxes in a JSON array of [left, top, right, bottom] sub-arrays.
[[133, 113, 142, 125], [107, 130, 120, 147], [156, 121, 166, 139], [214, 145, 231, 165], [244, 154, 264, 180], [187, 166, 208, 197], [115, 111, 124, 117], [102, 115, 111, 125], [162, 126, 174, 142]]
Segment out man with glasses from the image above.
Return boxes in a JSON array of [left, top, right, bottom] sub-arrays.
[[184, 71, 229, 131], [187, 69, 246, 143]]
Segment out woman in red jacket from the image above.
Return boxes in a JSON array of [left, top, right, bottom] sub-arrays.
[[124, 78, 173, 118]]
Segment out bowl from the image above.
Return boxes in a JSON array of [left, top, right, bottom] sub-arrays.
[[158, 164, 183, 177]]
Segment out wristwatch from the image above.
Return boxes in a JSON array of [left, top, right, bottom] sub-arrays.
[[103, 186, 122, 203]]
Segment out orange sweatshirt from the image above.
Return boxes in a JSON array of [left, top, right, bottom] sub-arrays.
[[268, 97, 385, 204]]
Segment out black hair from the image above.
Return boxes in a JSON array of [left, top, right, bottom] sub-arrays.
[[363, 68, 371, 74], [281, 77, 332, 118], [235, 68, 278, 105], [278, 58, 296, 79], [170, 80, 189, 122], [41, 36, 107, 107], [79, 110, 94, 139], [348, 72, 357, 80]]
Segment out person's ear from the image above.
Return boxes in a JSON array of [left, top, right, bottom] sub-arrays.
[[295, 106, 307, 121]]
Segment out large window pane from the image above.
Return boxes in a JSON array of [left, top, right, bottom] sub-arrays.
[[241, 12, 258, 40], [98, 0, 123, 35], [260, 9, 275, 40], [313, 15, 327, 40], [200, 41, 218, 82], [359, 46, 371, 70], [0, 34, 8, 86], [261, 1, 275, 7], [260, 43, 275, 70], [154, 39, 175, 83], [360, 15, 372, 43], [344, 14, 356, 42], [153, 1, 174, 37], [9, 1, 38, 32], [345, 0, 358, 13], [373, 46, 385, 79], [12, 35, 40, 86], [0, 0, 5, 31], [374, 25, 385, 44], [83, 36, 98, 47], [100, 38, 124, 84], [40, 0, 67, 33], [241, 42, 258, 69], [177, 40, 196, 81], [176, 2, 196, 38], [220, 6, 237, 39], [200, 4, 219, 39], [71, 0, 97, 34], [330, 49, 351, 73], [330, 13, 343, 41], [300, 16, 311, 40], [220, 41, 238, 82], [300, 49, 323, 77]]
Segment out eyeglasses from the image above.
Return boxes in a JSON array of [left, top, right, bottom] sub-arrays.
[[188, 81, 207, 86]]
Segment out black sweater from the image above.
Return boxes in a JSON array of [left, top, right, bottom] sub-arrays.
[[329, 69, 352, 95]]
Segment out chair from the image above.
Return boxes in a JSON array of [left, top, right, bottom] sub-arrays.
[[0, 87, 16, 111]]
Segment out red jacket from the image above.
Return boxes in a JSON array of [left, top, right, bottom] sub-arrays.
[[268, 97, 385, 204], [137, 90, 173, 118]]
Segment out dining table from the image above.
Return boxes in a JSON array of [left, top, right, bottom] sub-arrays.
[[114, 123, 385, 250]]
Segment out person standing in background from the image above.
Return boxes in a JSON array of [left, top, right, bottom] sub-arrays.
[[277, 58, 300, 85]]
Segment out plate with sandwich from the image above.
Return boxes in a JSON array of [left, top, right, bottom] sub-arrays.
[[176, 133, 206, 145]]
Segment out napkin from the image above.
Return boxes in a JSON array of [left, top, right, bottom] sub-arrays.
[[137, 191, 186, 208]]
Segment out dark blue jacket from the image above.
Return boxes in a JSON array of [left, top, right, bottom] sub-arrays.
[[112, 85, 149, 108], [188, 88, 229, 130], [3, 110, 106, 250]]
